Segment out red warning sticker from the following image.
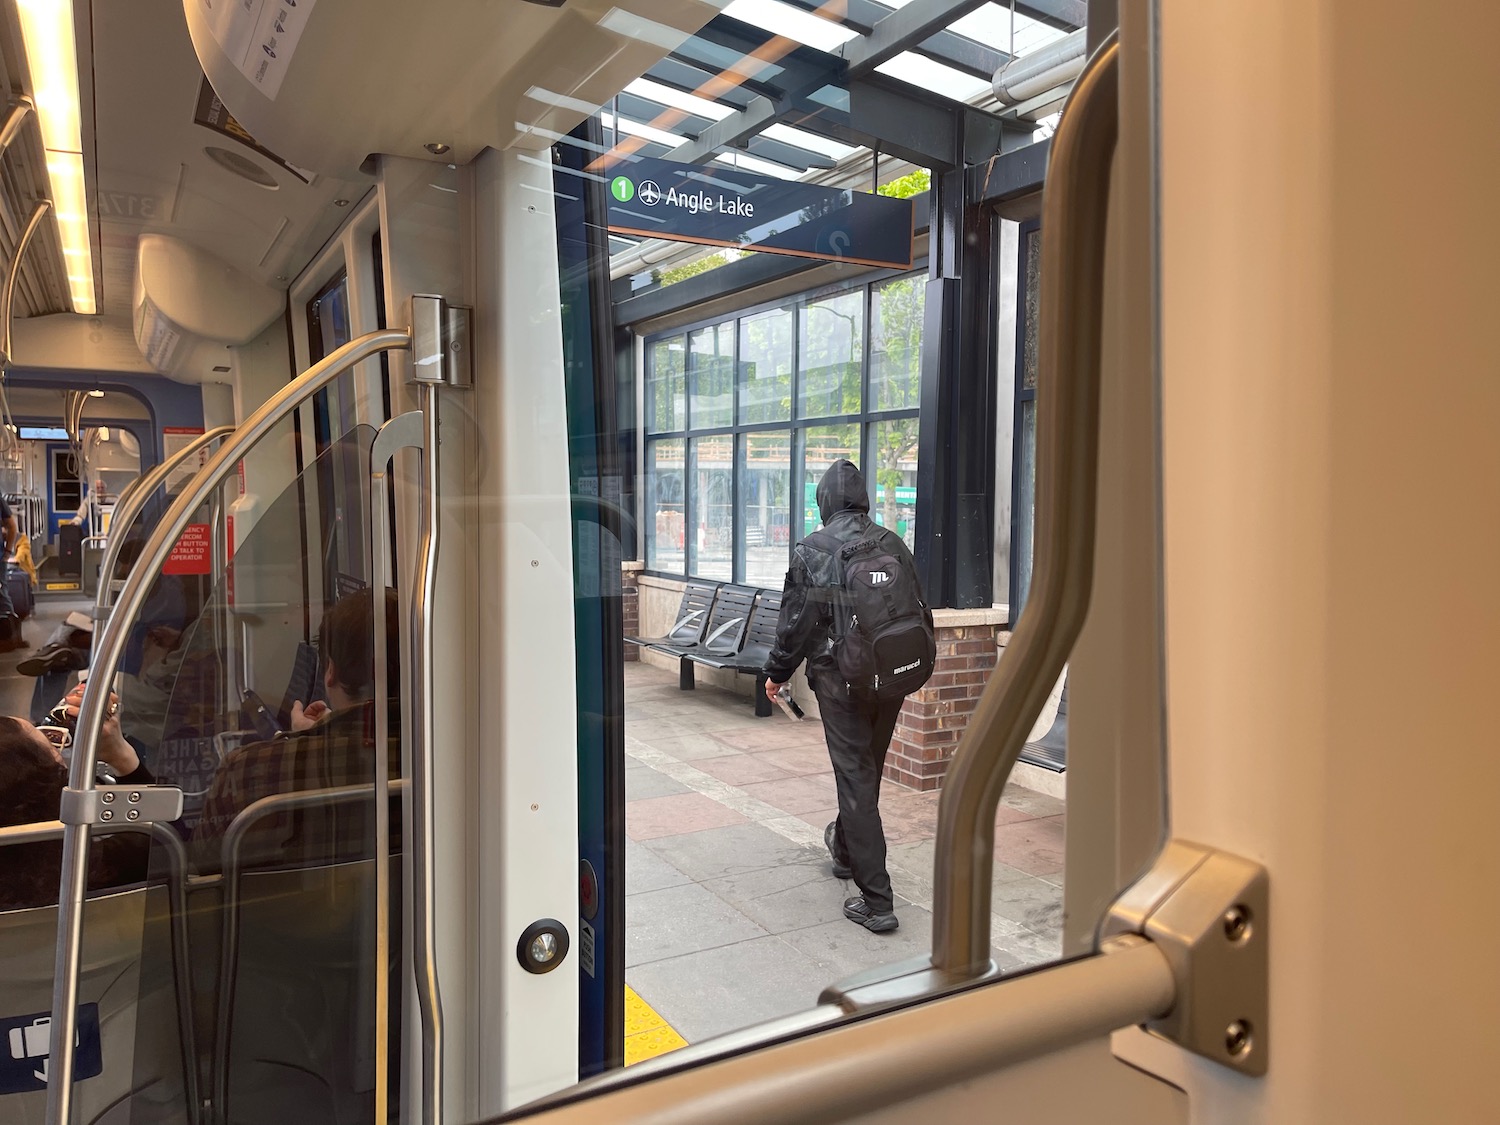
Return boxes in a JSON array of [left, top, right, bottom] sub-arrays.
[[163, 523, 212, 576]]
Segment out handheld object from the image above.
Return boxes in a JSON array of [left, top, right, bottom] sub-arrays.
[[773, 684, 805, 721]]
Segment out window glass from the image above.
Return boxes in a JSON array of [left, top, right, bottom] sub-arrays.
[[870, 276, 925, 412], [871, 418, 919, 551], [801, 422, 862, 536], [737, 431, 791, 585], [798, 292, 863, 418], [738, 308, 793, 424], [1014, 400, 1037, 613], [647, 336, 687, 433], [645, 438, 685, 573], [689, 436, 733, 580], [689, 322, 734, 429], [1023, 228, 1042, 391]]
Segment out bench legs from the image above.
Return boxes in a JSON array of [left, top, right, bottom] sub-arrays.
[[679, 657, 696, 690], [754, 673, 772, 718]]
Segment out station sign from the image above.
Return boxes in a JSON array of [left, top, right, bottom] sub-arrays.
[[605, 157, 914, 271]]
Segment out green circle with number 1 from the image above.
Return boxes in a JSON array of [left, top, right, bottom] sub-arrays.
[[610, 176, 635, 202]]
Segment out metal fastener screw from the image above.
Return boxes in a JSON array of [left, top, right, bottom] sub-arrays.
[[1225, 1019, 1252, 1058], [101, 791, 115, 804], [1223, 905, 1251, 942], [100, 809, 113, 821], [531, 560, 539, 568], [128, 790, 142, 803], [529, 933, 558, 964], [126, 809, 139, 821]]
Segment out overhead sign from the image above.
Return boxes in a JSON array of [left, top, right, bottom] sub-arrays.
[[193, 77, 314, 183], [603, 157, 914, 271]]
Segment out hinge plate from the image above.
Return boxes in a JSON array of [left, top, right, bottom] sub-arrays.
[[410, 295, 472, 388], [1104, 840, 1269, 1076], [60, 785, 185, 826]]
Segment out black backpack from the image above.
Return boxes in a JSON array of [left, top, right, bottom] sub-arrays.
[[814, 531, 935, 699]]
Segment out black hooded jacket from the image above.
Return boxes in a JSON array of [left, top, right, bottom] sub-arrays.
[[764, 460, 925, 688]]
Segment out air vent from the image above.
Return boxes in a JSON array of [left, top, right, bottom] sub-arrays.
[[204, 145, 279, 190], [212, 364, 231, 373]]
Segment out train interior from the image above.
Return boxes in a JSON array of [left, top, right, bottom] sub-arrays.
[[0, 0, 1493, 1124]]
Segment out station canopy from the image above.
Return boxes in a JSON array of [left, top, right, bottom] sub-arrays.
[[601, 0, 1085, 288]]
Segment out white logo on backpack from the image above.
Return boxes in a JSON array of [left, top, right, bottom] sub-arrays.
[[869, 571, 890, 585]]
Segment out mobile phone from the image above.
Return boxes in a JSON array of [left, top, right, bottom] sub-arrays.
[[774, 685, 805, 721], [242, 690, 283, 740]]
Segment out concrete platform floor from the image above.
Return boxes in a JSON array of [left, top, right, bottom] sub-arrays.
[[624, 660, 1066, 1051]]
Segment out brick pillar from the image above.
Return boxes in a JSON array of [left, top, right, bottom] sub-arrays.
[[886, 620, 1011, 791], [621, 561, 643, 662]]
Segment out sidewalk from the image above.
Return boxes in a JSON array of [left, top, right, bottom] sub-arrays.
[[624, 660, 1066, 1056]]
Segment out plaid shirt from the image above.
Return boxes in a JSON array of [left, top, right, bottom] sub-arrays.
[[191, 702, 402, 874]]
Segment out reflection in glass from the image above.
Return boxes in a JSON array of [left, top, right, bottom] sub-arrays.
[[1014, 399, 1037, 615], [645, 438, 685, 573], [801, 423, 862, 537], [689, 322, 734, 429], [738, 308, 793, 424], [647, 336, 686, 433], [870, 276, 924, 412], [737, 432, 790, 585], [798, 293, 863, 418], [689, 436, 733, 580], [870, 418, 919, 550]]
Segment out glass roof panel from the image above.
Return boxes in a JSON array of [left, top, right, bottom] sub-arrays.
[[625, 78, 736, 120], [949, 4, 1071, 55], [601, 111, 690, 149], [711, 151, 804, 179], [874, 52, 992, 101], [760, 122, 857, 161], [719, 0, 860, 52]]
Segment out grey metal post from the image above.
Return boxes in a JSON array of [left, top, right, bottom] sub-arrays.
[[930, 36, 1119, 975]]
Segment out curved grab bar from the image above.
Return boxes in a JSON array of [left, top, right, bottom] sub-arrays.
[[930, 34, 1120, 974], [44, 327, 411, 1125], [0, 199, 52, 366], [93, 425, 237, 621]]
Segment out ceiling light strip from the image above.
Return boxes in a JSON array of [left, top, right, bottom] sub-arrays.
[[14, 0, 96, 315]]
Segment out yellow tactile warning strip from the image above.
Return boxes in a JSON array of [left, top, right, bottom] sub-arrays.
[[624, 984, 688, 1065]]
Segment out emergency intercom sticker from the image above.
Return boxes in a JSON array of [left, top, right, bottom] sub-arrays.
[[0, 1004, 102, 1094]]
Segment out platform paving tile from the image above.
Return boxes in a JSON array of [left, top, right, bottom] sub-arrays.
[[991, 815, 1066, 877], [751, 744, 833, 777], [625, 764, 693, 801], [692, 754, 795, 787], [625, 838, 693, 895], [640, 822, 818, 882], [775, 902, 936, 981], [625, 935, 831, 1044], [990, 873, 1065, 936], [632, 732, 742, 763], [701, 860, 852, 935], [626, 882, 769, 968], [999, 786, 1067, 819], [737, 774, 840, 816], [706, 722, 829, 753], [626, 793, 749, 842]]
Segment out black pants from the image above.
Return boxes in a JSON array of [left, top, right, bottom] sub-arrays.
[[815, 681, 904, 915]]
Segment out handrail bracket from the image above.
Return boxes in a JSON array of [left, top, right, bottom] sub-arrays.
[[1103, 840, 1270, 1076]]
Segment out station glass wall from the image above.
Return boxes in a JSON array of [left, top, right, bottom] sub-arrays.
[[643, 273, 923, 586]]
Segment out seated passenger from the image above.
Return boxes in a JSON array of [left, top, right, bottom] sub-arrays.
[[0, 693, 155, 911], [191, 589, 401, 873]]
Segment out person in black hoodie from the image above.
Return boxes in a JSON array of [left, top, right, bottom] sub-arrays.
[[762, 459, 928, 933]]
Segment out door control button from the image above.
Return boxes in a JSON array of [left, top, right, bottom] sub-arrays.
[[517, 919, 570, 974]]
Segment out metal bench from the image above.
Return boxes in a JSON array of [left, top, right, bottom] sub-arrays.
[[651, 584, 757, 690], [687, 590, 786, 717], [623, 580, 718, 654]]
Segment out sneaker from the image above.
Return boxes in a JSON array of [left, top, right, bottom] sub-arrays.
[[843, 896, 899, 933], [824, 821, 852, 879]]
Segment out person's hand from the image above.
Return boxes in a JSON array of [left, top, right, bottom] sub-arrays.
[[65, 680, 138, 776], [290, 700, 329, 732], [765, 679, 783, 704]]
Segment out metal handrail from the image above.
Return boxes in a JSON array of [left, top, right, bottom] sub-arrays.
[[0, 199, 52, 366], [45, 327, 411, 1125], [93, 425, 236, 621], [214, 779, 409, 1125], [0, 95, 35, 156], [931, 34, 1120, 974]]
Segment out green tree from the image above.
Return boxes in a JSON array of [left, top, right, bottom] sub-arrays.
[[653, 254, 728, 287], [877, 169, 931, 200], [869, 276, 925, 536]]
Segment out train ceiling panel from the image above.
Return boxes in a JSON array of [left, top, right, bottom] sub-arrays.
[[183, 0, 731, 179]]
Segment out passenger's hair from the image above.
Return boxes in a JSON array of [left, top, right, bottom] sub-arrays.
[[0, 716, 70, 911], [318, 588, 401, 700]]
